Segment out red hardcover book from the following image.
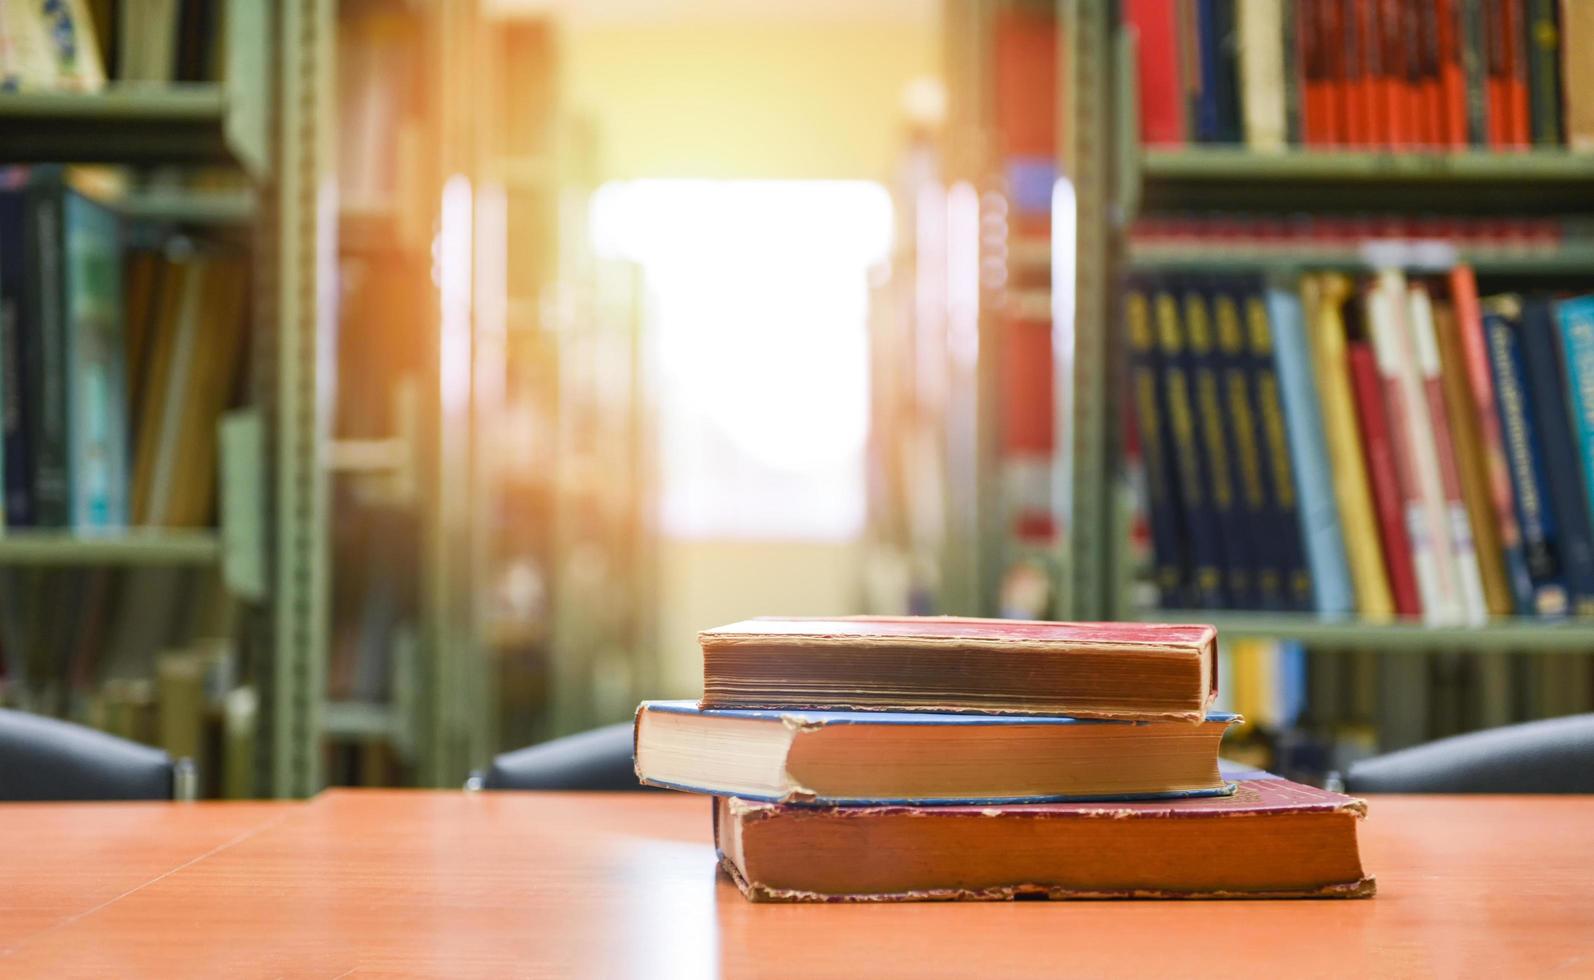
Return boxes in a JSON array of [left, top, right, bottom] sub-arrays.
[[1355, 0, 1385, 145], [1379, 0, 1410, 145], [1323, 0, 1347, 143], [1437, 0, 1468, 146], [1002, 316, 1054, 455], [1302, 0, 1329, 144], [1343, 0, 1367, 144], [1416, 0, 1443, 145], [1348, 342, 1422, 617], [1486, 0, 1509, 145], [698, 617, 1219, 722], [1125, 0, 1185, 145], [715, 767, 1376, 902], [994, 8, 1056, 158]]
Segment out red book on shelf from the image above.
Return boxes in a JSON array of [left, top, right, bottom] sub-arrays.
[[1323, 0, 1348, 144], [1354, 0, 1385, 145], [1436, 0, 1467, 146], [1503, 0, 1530, 146], [1417, 0, 1443, 146], [994, 8, 1056, 158], [1347, 341, 1423, 617], [1125, 0, 1184, 146], [1486, 0, 1508, 146], [1301, 0, 1329, 144], [1002, 316, 1054, 455], [1379, 0, 1410, 146]]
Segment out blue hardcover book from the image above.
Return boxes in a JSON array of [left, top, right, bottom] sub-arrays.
[[1185, 279, 1255, 607], [1153, 277, 1228, 607], [634, 701, 1240, 806], [1521, 298, 1594, 614], [1484, 298, 1567, 615], [0, 179, 28, 526], [1194, 0, 1222, 142], [1555, 296, 1594, 602], [1267, 283, 1355, 615], [60, 187, 127, 529], [1126, 274, 1188, 606]]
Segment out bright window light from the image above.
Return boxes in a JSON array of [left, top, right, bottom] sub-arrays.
[[591, 179, 892, 540]]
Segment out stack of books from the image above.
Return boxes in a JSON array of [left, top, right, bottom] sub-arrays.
[[634, 616, 1374, 903]]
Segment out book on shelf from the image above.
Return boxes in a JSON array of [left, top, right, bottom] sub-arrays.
[[1127, 262, 1594, 622], [714, 764, 1373, 903], [0, 0, 229, 91], [697, 617, 1219, 722], [1126, 0, 1590, 151], [634, 700, 1239, 806]]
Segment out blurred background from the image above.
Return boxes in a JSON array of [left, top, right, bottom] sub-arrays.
[[1, 0, 1591, 795]]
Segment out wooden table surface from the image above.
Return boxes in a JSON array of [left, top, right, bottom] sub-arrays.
[[1, 791, 1590, 977]]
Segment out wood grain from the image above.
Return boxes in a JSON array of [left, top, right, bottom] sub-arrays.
[[0, 792, 1590, 976]]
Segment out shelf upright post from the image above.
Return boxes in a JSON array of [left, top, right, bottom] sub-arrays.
[[265, 0, 335, 797], [1058, 0, 1120, 620]]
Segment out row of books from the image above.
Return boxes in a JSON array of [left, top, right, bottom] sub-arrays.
[[1129, 265, 1594, 621], [1133, 213, 1578, 251], [0, 0, 223, 91], [1126, 0, 1594, 151], [0, 167, 246, 530], [635, 617, 1371, 902]]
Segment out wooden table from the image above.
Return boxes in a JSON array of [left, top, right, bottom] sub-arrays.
[[1, 791, 1590, 977]]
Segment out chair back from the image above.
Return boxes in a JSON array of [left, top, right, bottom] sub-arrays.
[[482, 722, 653, 791], [0, 708, 178, 801], [1344, 714, 1594, 794]]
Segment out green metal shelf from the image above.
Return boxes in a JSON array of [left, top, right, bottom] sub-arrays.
[[0, 530, 222, 566], [122, 187, 258, 225], [1151, 611, 1594, 653], [1136, 148, 1594, 214], [0, 84, 267, 177], [1128, 242, 1594, 275]]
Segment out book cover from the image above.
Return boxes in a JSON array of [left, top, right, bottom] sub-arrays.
[[1242, 281, 1311, 610], [1348, 340, 1422, 617], [1211, 281, 1275, 606], [1484, 296, 1567, 614], [715, 765, 1375, 903], [698, 617, 1220, 722], [1565, 0, 1594, 150], [1237, 0, 1286, 151], [1453, 267, 1534, 612], [1312, 273, 1394, 616], [1126, 276, 1188, 606], [1434, 298, 1514, 617], [635, 700, 1240, 806], [1407, 282, 1487, 623], [1126, 0, 1186, 146], [1523, 297, 1594, 613], [1155, 278, 1228, 608], [1268, 280, 1353, 614]]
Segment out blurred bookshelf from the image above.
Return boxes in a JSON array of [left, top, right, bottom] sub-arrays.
[[0, 531, 221, 566]]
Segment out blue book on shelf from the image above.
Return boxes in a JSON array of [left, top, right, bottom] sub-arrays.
[[1003, 156, 1056, 217], [60, 187, 128, 529], [0, 180, 27, 526], [633, 701, 1241, 806], [1485, 300, 1567, 614], [1555, 295, 1594, 601], [1126, 273, 1189, 606], [1522, 298, 1594, 614], [1266, 283, 1354, 615], [1184, 278, 1255, 607]]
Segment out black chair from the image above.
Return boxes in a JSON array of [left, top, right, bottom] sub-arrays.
[[1344, 714, 1594, 794], [0, 708, 190, 802], [479, 722, 654, 791]]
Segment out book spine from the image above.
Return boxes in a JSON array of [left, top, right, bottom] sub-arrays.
[[1437, 0, 1469, 145], [1521, 297, 1594, 612], [61, 190, 127, 530], [1126, 0, 1187, 146], [1504, 0, 1532, 146], [1213, 0, 1243, 142], [1301, 0, 1327, 145], [1409, 282, 1489, 624], [1402, 0, 1424, 146], [1554, 296, 1594, 605], [26, 175, 69, 527], [1348, 341, 1422, 616], [1268, 282, 1354, 614], [1155, 280, 1227, 607], [1356, 0, 1386, 145], [1434, 297, 1515, 617], [1196, 0, 1224, 142], [1525, 0, 1561, 144], [1459, 0, 1490, 145], [1246, 284, 1313, 610], [1217, 281, 1283, 608], [1484, 298, 1567, 614], [1565, 0, 1594, 150], [1312, 273, 1394, 616], [1341, 0, 1366, 145], [1380, 0, 1410, 145], [1322, 0, 1347, 143], [1366, 271, 1457, 623], [1185, 281, 1254, 606], [1454, 267, 1535, 612], [1127, 277, 1188, 606], [0, 190, 30, 527], [1283, 0, 1304, 144], [1238, 0, 1287, 151]]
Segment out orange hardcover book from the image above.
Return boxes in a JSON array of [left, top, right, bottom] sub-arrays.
[[715, 766, 1376, 903], [698, 617, 1218, 722], [1379, 0, 1410, 146], [1437, 0, 1468, 146]]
